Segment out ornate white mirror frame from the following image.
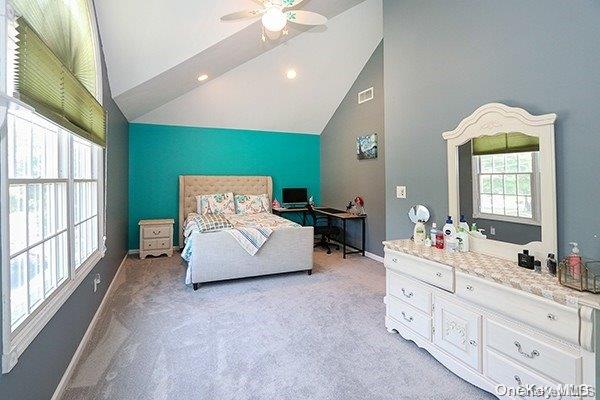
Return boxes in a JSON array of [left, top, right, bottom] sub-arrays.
[[442, 103, 557, 260]]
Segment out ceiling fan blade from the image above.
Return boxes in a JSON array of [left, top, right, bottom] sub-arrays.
[[281, 0, 306, 8], [220, 9, 264, 22], [286, 10, 327, 26]]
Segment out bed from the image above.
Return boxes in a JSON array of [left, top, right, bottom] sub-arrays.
[[179, 175, 314, 289]]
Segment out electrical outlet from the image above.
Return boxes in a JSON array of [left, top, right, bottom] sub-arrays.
[[396, 186, 406, 199], [490, 226, 496, 235], [93, 273, 101, 293]]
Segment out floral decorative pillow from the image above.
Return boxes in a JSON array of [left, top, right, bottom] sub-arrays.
[[196, 193, 236, 215], [234, 194, 271, 214]]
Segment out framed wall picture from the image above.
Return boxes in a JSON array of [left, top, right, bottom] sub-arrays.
[[356, 133, 378, 160]]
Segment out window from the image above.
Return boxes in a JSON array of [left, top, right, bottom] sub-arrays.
[[472, 152, 540, 225], [5, 109, 104, 334], [2, 0, 105, 374]]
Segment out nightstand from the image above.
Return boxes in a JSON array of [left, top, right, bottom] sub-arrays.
[[138, 219, 174, 259]]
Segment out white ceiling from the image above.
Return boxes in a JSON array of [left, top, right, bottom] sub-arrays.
[[135, 0, 383, 134], [95, 0, 382, 133], [95, 0, 257, 96]]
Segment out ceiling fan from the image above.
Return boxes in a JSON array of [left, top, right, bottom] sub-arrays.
[[221, 0, 327, 38]]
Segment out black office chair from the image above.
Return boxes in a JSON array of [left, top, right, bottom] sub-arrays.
[[306, 204, 341, 254]]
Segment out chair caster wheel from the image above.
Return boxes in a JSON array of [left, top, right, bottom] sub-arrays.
[[327, 249, 331, 254]]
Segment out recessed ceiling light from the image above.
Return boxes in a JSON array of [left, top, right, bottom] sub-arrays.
[[286, 69, 297, 80], [197, 74, 209, 82]]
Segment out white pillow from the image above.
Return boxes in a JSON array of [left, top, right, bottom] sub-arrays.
[[195, 193, 236, 215], [234, 194, 271, 214]]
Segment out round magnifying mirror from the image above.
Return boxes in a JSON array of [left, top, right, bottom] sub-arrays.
[[408, 205, 430, 224]]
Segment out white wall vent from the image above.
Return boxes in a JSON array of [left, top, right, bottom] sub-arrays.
[[358, 87, 374, 104]]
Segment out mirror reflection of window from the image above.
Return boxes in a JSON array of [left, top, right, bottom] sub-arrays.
[[473, 151, 540, 224], [458, 132, 542, 245]]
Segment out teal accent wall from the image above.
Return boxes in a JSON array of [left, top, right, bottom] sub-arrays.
[[128, 123, 320, 248]]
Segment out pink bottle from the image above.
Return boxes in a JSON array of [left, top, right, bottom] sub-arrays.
[[568, 242, 582, 278], [435, 231, 444, 250]]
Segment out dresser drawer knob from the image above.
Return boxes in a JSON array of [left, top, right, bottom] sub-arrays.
[[153, 230, 161, 235], [547, 313, 556, 321], [514, 341, 540, 358], [401, 288, 414, 298], [469, 339, 477, 347], [401, 311, 413, 323], [435, 272, 442, 278], [466, 285, 474, 291]]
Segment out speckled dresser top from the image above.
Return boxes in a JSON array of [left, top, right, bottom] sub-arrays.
[[383, 239, 600, 309]]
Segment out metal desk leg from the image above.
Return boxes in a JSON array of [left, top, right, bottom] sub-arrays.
[[361, 218, 366, 256], [343, 219, 347, 259]]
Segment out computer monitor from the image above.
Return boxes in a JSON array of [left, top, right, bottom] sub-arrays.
[[282, 188, 308, 206]]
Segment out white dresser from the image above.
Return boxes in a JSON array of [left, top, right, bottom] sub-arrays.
[[384, 240, 598, 399], [138, 219, 174, 259]]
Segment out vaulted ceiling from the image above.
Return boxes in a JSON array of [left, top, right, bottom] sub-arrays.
[[95, 0, 382, 133]]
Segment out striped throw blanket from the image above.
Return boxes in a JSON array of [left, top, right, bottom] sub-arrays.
[[226, 226, 273, 256]]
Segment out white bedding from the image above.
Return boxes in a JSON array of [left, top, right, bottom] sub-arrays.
[[182, 212, 301, 261]]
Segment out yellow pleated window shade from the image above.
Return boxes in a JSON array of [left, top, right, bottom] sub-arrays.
[[13, 13, 105, 146], [472, 132, 539, 156]]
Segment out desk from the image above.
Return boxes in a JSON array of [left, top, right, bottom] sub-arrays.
[[314, 208, 366, 259], [273, 207, 367, 258], [272, 207, 308, 225]]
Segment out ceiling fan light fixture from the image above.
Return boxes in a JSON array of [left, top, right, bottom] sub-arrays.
[[286, 69, 297, 80], [262, 6, 287, 32]]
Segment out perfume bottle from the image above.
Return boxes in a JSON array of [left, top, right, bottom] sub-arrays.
[[518, 249, 534, 270], [547, 253, 557, 276]]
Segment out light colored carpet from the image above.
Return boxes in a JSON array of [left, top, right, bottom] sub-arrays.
[[61, 250, 495, 400]]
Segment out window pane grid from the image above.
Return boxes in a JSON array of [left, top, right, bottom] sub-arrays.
[[474, 152, 537, 221], [6, 109, 102, 331]]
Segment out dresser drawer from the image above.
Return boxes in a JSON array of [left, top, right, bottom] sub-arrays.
[[385, 249, 454, 292], [386, 295, 432, 340], [142, 225, 171, 239], [485, 350, 577, 400], [142, 238, 171, 251], [486, 319, 581, 384], [455, 272, 580, 345], [387, 271, 432, 314]]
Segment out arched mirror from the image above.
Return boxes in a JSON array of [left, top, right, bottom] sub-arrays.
[[443, 103, 557, 260]]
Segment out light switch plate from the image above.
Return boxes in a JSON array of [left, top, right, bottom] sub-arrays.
[[396, 186, 406, 199]]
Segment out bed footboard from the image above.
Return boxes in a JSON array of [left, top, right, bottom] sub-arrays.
[[188, 226, 314, 284]]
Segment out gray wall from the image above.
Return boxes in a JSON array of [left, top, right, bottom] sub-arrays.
[[0, 4, 129, 399], [321, 41, 385, 256], [383, 0, 600, 260], [458, 142, 541, 245]]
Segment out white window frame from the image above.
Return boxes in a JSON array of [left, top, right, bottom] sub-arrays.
[[1, 106, 106, 373], [471, 151, 541, 226], [1, 0, 105, 373]]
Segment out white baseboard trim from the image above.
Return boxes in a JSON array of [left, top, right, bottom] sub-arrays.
[[326, 239, 384, 263], [128, 245, 179, 255], [365, 251, 384, 263], [51, 253, 128, 400]]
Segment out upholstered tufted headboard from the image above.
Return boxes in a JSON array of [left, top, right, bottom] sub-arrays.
[[178, 175, 273, 245]]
